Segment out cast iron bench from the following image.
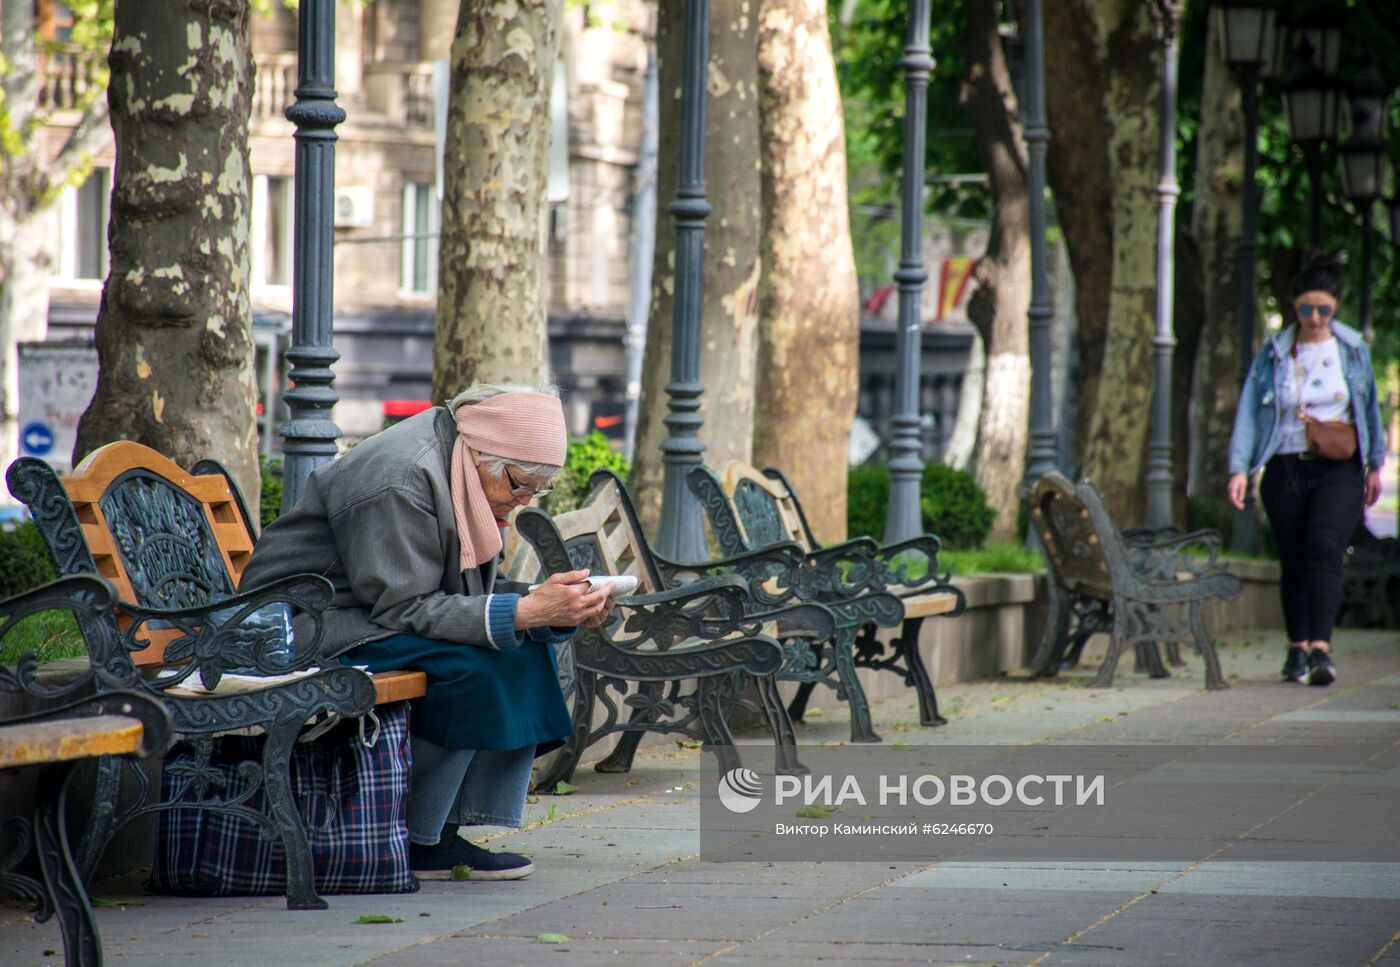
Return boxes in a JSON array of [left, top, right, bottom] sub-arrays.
[[1340, 530, 1400, 629], [1020, 471, 1241, 689], [7, 443, 425, 909], [1, 574, 173, 967], [687, 461, 965, 742], [504, 469, 834, 789]]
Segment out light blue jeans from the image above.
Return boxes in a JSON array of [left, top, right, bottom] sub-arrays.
[[405, 735, 535, 845]]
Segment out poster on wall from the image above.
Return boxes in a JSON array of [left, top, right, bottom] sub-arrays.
[[18, 341, 99, 475]]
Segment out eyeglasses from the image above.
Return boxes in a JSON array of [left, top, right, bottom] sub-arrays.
[[1294, 303, 1335, 319], [504, 464, 554, 499]]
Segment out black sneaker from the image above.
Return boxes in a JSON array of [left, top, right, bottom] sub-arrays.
[[1307, 648, 1336, 687], [410, 836, 534, 881], [1281, 647, 1308, 683]]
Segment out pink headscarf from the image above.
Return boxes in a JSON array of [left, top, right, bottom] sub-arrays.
[[448, 392, 567, 571]]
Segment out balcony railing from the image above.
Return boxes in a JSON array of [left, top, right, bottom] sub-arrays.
[[364, 62, 435, 127], [253, 52, 299, 122], [38, 44, 102, 113], [253, 54, 434, 127]]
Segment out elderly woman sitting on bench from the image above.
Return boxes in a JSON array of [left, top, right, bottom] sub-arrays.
[[242, 384, 613, 880]]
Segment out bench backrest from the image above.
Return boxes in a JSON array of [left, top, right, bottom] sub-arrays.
[[1023, 471, 1115, 600], [717, 460, 818, 553], [7, 443, 259, 665], [505, 469, 663, 594]]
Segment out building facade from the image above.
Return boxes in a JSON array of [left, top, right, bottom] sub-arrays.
[[30, 0, 974, 470]]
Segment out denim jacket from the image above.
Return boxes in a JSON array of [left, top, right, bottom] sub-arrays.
[[1228, 320, 1385, 476]]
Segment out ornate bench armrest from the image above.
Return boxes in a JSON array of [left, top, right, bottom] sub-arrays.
[[0, 574, 129, 700], [796, 541, 887, 598], [1130, 569, 1243, 604], [654, 543, 809, 606], [613, 575, 772, 649], [870, 534, 945, 588], [573, 626, 785, 680], [118, 574, 335, 691], [745, 602, 838, 642], [1123, 530, 1226, 580]]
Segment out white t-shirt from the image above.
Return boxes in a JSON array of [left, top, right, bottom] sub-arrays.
[[1277, 336, 1351, 455]]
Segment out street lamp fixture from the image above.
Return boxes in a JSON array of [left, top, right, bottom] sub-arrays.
[[1282, 41, 1340, 143], [1213, 0, 1278, 70], [1338, 60, 1389, 203], [1282, 37, 1341, 246], [1337, 62, 1389, 344], [1286, 1, 1345, 79]]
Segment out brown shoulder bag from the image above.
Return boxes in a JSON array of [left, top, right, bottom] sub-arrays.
[[1302, 415, 1358, 461]]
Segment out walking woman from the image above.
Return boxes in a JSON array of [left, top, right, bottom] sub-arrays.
[[1227, 252, 1384, 686]]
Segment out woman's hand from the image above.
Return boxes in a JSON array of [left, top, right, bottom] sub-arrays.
[[578, 593, 616, 628], [1227, 472, 1249, 511], [514, 570, 611, 629], [1364, 468, 1383, 508]]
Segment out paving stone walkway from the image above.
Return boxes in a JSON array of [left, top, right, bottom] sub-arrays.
[[4, 628, 1399, 966]]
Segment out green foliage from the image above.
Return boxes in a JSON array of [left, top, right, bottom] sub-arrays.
[[918, 463, 996, 552], [845, 462, 892, 544], [846, 462, 995, 550], [941, 542, 1045, 576], [259, 459, 283, 530], [828, 0, 979, 215], [542, 432, 629, 515], [0, 521, 58, 601], [0, 609, 85, 665], [828, 0, 985, 287], [0, 522, 87, 663]]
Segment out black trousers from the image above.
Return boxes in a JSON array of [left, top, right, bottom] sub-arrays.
[[1258, 453, 1365, 643]]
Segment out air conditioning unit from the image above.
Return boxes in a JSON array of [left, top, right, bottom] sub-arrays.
[[334, 186, 375, 228]]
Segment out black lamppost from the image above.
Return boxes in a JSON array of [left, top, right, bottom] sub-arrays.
[[653, 0, 712, 560], [1213, 0, 1276, 554], [1145, 0, 1184, 530], [884, 0, 933, 542], [282, 0, 346, 511], [1281, 36, 1342, 247], [1337, 61, 1389, 344], [1021, 0, 1056, 496]]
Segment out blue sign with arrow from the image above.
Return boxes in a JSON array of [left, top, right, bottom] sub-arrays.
[[20, 422, 55, 457]]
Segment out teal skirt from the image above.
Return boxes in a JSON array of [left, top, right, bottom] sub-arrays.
[[346, 634, 572, 754]]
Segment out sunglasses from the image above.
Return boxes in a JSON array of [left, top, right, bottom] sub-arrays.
[[504, 464, 554, 499], [1294, 303, 1335, 319]]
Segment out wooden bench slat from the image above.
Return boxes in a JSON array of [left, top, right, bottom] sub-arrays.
[[373, 670, 427, 703], [0, 716, 144, 769], [896, 591, 961, 618]]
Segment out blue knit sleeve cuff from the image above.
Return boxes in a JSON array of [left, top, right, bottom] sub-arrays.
[[526, 625, 576, 644], [486, 593, 526, 649]]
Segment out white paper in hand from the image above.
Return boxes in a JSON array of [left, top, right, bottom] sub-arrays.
[[529, 575, 639, 596]]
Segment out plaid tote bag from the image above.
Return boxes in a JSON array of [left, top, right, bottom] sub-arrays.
[[149, 700, 417, 895]]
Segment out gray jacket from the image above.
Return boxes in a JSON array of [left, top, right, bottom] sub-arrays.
[[243, 407, 514, 657]]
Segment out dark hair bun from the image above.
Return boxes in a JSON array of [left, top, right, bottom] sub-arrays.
[[1290, 250, 1343, 301]]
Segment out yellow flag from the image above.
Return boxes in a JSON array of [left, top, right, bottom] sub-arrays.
[[937, 257, 975, 321]]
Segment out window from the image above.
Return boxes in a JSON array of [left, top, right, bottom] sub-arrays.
[[252, 175, 293, 288], [56, 166, 109, 282], [401, 181, 439, 295]]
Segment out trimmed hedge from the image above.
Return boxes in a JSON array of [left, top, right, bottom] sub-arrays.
[[260, 458, 283, 530], [846, 461, 995, 551], [542, 431, 630, 515], [0, 520, 58, 601]]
